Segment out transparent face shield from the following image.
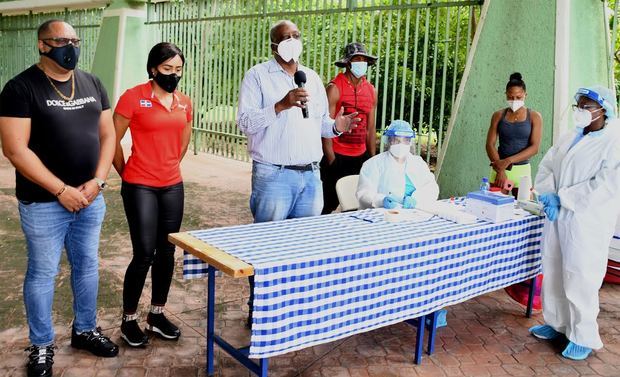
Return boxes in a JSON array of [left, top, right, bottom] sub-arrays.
[[381, 134, 417, 156]]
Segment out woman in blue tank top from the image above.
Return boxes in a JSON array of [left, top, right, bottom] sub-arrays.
[[485, 72, 542, 197], [486, 72, 543, 310]]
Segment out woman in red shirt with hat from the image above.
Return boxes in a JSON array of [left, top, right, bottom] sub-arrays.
[[321, 42, 378, 214]]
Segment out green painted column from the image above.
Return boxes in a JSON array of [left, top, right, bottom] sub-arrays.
[[91, 0, 151, 106], [436, 0, 612, 198]]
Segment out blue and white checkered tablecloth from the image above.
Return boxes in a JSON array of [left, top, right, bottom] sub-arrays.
[[182, 208, 543, 358]]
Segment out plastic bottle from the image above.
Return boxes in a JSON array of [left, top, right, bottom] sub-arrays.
[[480, 177, 490, 192]]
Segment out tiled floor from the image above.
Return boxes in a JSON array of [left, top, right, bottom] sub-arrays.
[[2, 267, 620, 377]]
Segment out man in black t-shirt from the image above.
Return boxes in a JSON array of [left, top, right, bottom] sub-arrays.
[[0, 19, 118, 376]]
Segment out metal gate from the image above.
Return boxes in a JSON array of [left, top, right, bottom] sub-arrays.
[[0, 8, 103, 88], [146, 0, 482, 164]]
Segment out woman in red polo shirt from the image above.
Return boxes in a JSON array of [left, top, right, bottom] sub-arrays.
[[112, 42, 192, 347]]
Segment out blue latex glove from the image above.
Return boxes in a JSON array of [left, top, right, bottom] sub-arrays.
[[544, 205, 559, 221], [403, 195, 417, 209], [539, 193, 560, 221], [383, 195, 400, 209], [538, 192, 560, 207]]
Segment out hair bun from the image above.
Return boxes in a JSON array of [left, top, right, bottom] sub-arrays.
[[509, 72, 523, 82]]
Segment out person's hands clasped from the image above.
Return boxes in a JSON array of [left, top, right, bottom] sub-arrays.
[[334, 107, 360, 134], [494, 170, 508, 191], [57, 185, 90, 212], [491, 158, 512, 172], [78, 179, 101, 204], [276, 88, 310, 113]]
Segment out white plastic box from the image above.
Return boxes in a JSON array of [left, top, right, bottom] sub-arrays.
[[465, 191, 515, 223]]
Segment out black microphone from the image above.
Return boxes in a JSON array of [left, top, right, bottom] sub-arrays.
[[293, 70, 309, 118]]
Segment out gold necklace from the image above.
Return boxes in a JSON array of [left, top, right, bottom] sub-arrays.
[[44, 71, 75, 101]]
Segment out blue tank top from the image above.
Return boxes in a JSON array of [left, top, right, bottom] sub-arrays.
[[497, 109, 532, 165]]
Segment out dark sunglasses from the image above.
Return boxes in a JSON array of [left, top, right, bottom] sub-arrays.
[[41, 37, 81, 47]]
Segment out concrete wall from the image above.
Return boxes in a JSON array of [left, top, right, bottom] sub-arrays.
[[116, 14, 151, 102], [91, 0, 148, 106], [566, 0, 611, 130], [91, 16, 119, 96]]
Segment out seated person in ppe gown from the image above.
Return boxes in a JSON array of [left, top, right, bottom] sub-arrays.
[[356, 120, 446, 326], [357, 120, 439, 210], [529, 85, 620, 361]]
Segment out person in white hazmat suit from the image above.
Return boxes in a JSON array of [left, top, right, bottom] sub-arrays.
[[529, 85, 620, 360], [357, 120, 439, 209], [356, 120, 447, 327]]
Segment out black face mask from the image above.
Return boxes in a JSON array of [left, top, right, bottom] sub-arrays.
[[153, 72, 181, 93], [40, 44, 80, 70]]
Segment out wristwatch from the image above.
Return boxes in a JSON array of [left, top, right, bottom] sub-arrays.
[[94, 177, 107, 190], [332, 123, 343, 136]]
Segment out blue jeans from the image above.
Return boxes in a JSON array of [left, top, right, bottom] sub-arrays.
[[19, 194, 106, 346], [248, 162, 322, 314], [250, 161, 323, 223]]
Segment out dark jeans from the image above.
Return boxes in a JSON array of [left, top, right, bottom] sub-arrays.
[[320, 152, 369, 214], [121, 182, 184, 313]]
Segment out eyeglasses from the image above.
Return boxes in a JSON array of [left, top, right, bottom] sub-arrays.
[[571, 104, 602, 111], [41, 37, 81, 47]]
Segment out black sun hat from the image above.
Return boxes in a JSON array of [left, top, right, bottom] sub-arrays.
[[334, 42, 378, 68]]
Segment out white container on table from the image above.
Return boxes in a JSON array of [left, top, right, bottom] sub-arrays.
[[465, 191, 515, 223], [517, 175, 532, 201]]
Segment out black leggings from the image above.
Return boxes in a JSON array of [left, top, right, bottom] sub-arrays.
[[121, 182, 184, 313]]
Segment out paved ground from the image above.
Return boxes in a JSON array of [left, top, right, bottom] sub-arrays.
[[1, 151, 620, 377]]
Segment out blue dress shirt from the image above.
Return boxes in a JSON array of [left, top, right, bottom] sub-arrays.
[[237, 58, 336, 165]]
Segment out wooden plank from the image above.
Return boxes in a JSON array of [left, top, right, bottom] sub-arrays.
[[169, 232, 254, 278]]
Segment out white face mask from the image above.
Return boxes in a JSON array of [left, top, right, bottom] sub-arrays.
[[350, 61, 368, 78], [573, 108, 602, 128], [389, 143, 410, 159], [273, 38, 302, 63], [507, 100, 524, 112]]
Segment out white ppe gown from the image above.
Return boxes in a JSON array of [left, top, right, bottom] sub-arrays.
[[356, 151, 439, 209], [534, 121, 620, 349]]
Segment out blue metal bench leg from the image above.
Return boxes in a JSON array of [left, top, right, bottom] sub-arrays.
[[427, 311, 438, 355], [259, 358, 269, 377], [414, 314, 425, 364], [405, 315, 426, 364], [206, 265, 268, 376], [526, 276, 536, 318], [207, 266, 216, 376]]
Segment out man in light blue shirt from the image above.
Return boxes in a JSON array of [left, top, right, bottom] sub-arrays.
[[238, 20, 358, 328], [238, 20, 358, 224]]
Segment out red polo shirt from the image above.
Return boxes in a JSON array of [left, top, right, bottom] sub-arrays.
[[115, 81, 192, 187]]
